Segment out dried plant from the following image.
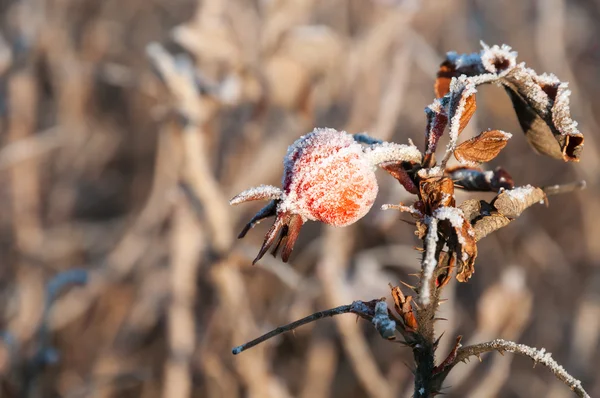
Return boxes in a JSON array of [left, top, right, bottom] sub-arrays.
[[230, 43, 589, 397]]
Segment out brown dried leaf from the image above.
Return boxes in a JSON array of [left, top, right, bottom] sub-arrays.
[[435, 60, 457, 98], [433, 206, 477, 283], [457, 94, 476, 136], [492, 185, 547, 219], [379, 161, 419, 194], [425, 99, 449, 159], [419, 176, 455, 213], [472, 212, 511, 241], [437, 44, 584, 162], [454, 130, 511, 165], [455, 219, 477, 282], [390, 285, 418, 331], [503, 74, 584, 162]]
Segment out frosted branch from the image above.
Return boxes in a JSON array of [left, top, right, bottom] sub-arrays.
[[456, 339, 590, 398]]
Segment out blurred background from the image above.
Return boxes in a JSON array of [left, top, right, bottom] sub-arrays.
[[0, 0, 599, 397]]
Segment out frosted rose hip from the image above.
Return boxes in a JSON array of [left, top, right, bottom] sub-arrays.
[[281, 128, 378, 226], [230, 127, 421, 264]]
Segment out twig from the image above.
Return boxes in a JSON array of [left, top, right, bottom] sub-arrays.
[[232, 301, 374, 355], [542, 180, 586, 196], [454, 339, 590, 398]]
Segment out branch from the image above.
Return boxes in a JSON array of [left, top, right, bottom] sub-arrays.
[[542, 180, 586, 196], [455, 339, 590, 398], [232, 299, 393, 355]]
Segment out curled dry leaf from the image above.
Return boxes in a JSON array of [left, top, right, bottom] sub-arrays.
[[453, 130, 512, 165], [472, 212, 511, 242], [390, 285, 418, 332], [492, 185, 547, 219], [432, 206, 477, 283], [419, 176, 455, 213], [458, 184, 547, 243]]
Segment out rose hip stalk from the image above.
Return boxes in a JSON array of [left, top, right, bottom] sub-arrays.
[[230, 128, 421, 264]]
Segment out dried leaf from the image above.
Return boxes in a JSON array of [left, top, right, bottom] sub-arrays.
[[432, 206, 477, 283], [457, 94, 476, 136], [436, 43, 584, 162], [447, 166, 514, 191], [503, 74, 584, 162], [447, 79, 478, 141], [454, 130, 512, 165], [436, 251, 455, 288], [419, 176, 455, 213], [472, 212, 511, 241], [380, 161, 419, 194], [435, 60, 456, 98], [492, 185, 547, 219], [390, 285, 418, 331], [424, 99, 449, 159]]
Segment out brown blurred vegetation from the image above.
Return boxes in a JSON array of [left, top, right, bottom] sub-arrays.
[[0, 0, 599, 397]]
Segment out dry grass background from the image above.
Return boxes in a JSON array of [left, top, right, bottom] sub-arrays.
[[0, 0, 599, 397]]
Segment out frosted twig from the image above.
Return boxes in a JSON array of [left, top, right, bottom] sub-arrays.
[[419, 217, 439, 306], [232, 301, 379, 355], [455, 339, 590, 398]]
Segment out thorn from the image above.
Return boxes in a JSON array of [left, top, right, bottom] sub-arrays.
[[476, 354, 482, 363], [400, 280, 417, 291], [438, 299, 448, 305], [433, 318, 448, 322], [414, 246, 425, 252], [408, 273, 420, 278], [498, 350, 505, 356], [434, 331, 446, 350]]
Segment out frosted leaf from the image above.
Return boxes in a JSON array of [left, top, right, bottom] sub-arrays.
[[433, 44, 584, 162]]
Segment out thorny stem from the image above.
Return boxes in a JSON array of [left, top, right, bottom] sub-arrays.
[[413, 224, 447, 397], [453, 339, 590, 398]]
